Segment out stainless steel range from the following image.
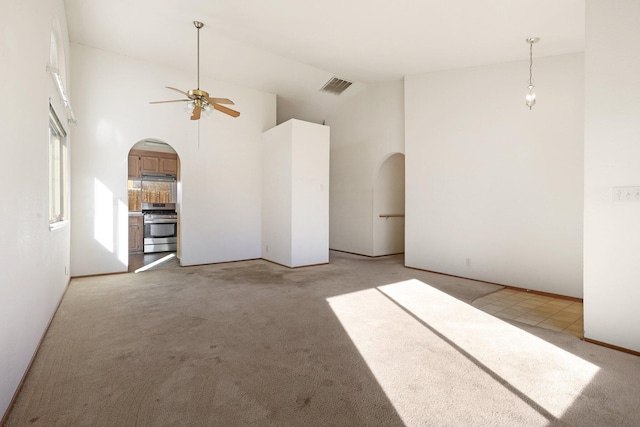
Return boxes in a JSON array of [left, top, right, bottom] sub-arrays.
[[142, 202, 177, 253]]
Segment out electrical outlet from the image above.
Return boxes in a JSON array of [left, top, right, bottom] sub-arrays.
[[465, 258, 470, 267], [613, 186, 640, 203]]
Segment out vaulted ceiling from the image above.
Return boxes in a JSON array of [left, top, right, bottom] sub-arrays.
[[64, 0, 585, 124]]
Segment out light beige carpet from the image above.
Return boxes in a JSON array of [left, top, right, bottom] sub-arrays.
[[6, 251, 640, 426]]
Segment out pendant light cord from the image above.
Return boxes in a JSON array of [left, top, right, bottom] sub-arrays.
[[529, 42, 533, 86], [196, 26, 200, 90]]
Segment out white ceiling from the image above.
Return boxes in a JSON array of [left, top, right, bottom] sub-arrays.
[[64, 0, 585, 124]]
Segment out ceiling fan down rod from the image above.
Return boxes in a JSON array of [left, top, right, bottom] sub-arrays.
[[194, 21, 204, 90]]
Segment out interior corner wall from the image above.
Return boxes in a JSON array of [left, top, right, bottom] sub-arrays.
[[70, 44, 276, 276], [0, 0, 71, 418], [325, 81, 405, 256], [405, 54, 584, 298], [584, 0, 640, 352]]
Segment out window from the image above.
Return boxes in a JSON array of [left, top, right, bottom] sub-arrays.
[[128, 178, 177, 212], [128, 180, 142, 212], [49, 105, 67, 224]]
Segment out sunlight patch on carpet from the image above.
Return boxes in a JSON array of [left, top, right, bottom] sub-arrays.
[[134, 253, 176, 273], [327, 279, 599, 425]]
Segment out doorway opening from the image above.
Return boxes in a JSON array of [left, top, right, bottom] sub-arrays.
[[127, 139, 181, 272], [373, 153, 405, 256]]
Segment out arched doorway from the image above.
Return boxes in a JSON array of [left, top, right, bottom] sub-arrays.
[[127, 139, 181, 272], [373, 153, 405, 256]]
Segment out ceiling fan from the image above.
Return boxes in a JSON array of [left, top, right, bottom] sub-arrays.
[[150, 21, 240, 121]]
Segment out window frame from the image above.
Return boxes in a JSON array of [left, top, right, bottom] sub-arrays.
[[49, 104, 68, 226]]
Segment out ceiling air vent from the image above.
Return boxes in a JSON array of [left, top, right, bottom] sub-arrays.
[[320, 76, 353, 95]]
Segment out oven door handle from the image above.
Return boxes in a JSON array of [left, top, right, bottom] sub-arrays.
[[144, 218, 177, 224]]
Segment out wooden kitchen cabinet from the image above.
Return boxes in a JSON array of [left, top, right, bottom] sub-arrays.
[[128, 215, 143, 253], [159, 157, 178, 175], [141, 156, 160, 174], [129, 149, 178, 177], [128, 154, 141, 179]]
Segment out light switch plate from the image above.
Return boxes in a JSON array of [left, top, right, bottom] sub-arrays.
[[613, 186, 640, 203]]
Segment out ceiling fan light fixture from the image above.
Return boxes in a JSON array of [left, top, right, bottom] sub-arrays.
[[149, 20, 240, 120]]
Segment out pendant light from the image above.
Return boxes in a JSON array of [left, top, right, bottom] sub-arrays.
[[525, 37, 540, 110]]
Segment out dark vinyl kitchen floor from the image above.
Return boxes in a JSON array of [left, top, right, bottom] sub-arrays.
[[128, 252, 180, 273]]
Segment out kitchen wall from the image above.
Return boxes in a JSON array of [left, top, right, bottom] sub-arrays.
[[405, 53, 584, 298], [0, 0, 72, 419], [70, 44, 276, 276], [584, 0, 640, 352], [325, 81, 405, 256]]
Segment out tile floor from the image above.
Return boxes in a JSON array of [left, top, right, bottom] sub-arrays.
[[472, 288, 583, 338]]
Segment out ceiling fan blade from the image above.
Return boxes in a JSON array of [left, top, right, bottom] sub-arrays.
[[208, 97, 234, 105], [149, 99, 190, 104], [190, 105, 202, 120], [166, 86, 191, 98], [213, 103, 240, 118]]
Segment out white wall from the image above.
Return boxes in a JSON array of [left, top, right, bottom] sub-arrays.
[[325, 81, 405, 256], [70, 44, 276, 276], [373, 153, 405, 256], [405, 54, 584, 298], [262, 122, 293, 266], [0, 0, 71, 418], [291, 120, 330, 267], [262, 119, 330, 267], [584, 0, 640, 351]]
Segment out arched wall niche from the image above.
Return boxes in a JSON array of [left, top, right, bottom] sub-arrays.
[[373, 152, 405, 256], [48, 16, 70, 125], [49, 17, 66, 82]]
